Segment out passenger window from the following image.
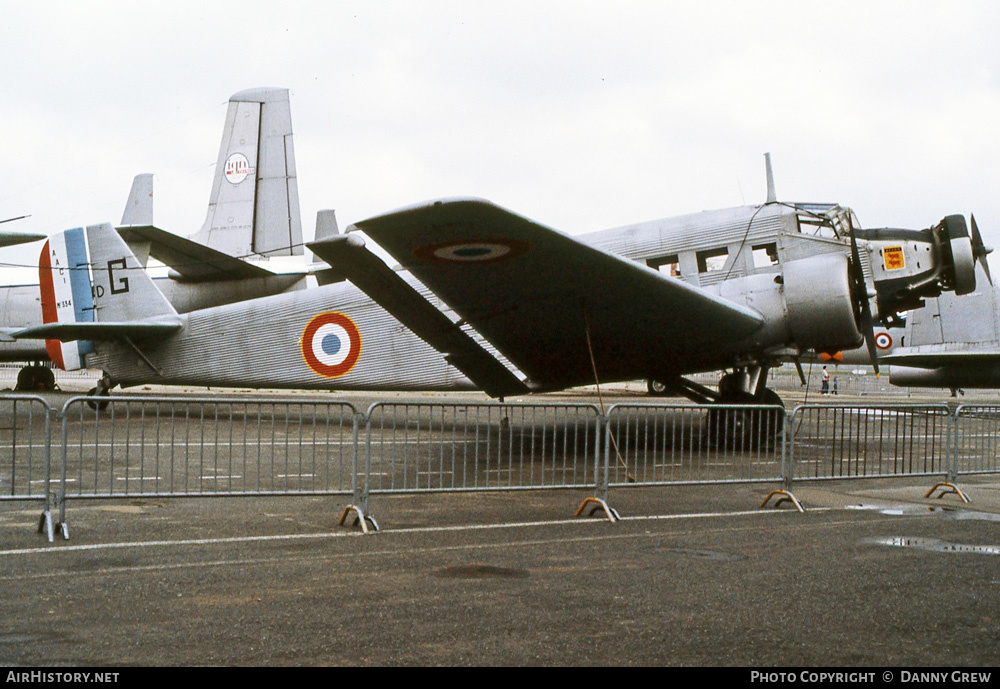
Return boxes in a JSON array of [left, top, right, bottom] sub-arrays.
[[647, 254, 681, 277], [696, 247, 729, 273], [752, 243, 779, 268]]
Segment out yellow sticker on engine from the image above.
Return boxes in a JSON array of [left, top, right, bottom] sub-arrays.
[[883, 245, 905, 271]]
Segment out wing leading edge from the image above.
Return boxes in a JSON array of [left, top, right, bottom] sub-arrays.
[[352, 199, 765, 391]]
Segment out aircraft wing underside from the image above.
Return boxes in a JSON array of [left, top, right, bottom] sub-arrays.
[[351, 198, 765, 390]]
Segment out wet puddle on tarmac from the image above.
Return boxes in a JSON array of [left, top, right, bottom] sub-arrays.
[[846, 503, 1000, 522], [865, 536, 1000, 555]]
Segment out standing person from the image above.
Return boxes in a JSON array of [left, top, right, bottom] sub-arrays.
[[821, 366, 830, 394], [833, 376, 838, 395]]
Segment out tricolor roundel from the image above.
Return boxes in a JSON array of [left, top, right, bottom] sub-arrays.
[[875, 332, 893, 350], [301, 312, 362, 378], [413, 238, 530, 264]]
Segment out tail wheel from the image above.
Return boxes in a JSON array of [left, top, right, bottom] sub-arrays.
[[85, 386, 110, 412]]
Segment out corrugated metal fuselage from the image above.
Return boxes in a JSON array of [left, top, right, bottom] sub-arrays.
[[87, 277, 477, 392]]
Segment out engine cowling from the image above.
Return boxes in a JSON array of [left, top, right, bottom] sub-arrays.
[[783, 253, 863, 352], [716, 252, 863, 355]]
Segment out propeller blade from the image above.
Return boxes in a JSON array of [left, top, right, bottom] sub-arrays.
[[970, 214, 993, 285]]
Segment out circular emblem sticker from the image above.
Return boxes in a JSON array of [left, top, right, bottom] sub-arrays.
[[875, 332, 893, 350], [413, 239, 530, 264], [301, 312, 362, 378], [224, 152, 255, 184]]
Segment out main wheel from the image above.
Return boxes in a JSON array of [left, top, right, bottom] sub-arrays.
[[646, 379, 670, 396], [754, 388, 785, 439], [706, 391, 755, 451]]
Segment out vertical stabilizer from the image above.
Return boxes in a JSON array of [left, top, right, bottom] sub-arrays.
[[86, 223, 178, 323], [190, 87, 303, 257], [120, 173, 154, 227], [311, 210, 348, 286], [39, 228, 94, 370]]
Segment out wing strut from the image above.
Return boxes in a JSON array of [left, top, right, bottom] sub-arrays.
[[309, 235, 529, 398]]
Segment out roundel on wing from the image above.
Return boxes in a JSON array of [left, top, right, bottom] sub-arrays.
[[875, 332, 893, 350], [413, 238, 530, 264], [301, 312, 362, 378]]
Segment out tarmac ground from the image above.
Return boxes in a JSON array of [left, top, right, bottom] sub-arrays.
[[1, 375, 999, 667], [2, 474, 999, 667]]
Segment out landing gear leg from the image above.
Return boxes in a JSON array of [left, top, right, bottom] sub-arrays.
[[85, 373, 114, 411], [707, 368, 785, 449]]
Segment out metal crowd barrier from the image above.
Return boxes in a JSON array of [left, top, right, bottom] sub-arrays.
[[55, 396, 360, 536], [787, 404, 954, 483], [360, 402, 604, 510], [0, 396, 53, 500], [6, 395, 1000, 542], [952, 405, 1000, 477], [603, 403, 786, 486]]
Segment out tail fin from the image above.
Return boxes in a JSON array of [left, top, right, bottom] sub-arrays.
[[120, 173, 154, 227], [86, 223, 178, 323], [190, 87, 303, 258], [310, 210, 348, 286], [31, 224, 181, 370]]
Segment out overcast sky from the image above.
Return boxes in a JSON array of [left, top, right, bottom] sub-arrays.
[[2, 1, 999, 279]]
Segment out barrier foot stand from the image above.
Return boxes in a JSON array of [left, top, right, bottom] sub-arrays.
[[760, 490, 805, 513], [37, 510, 53, 543], [574, 497, 620, 522], [338, 505, 380, 534], [925, 482, 971, 504]]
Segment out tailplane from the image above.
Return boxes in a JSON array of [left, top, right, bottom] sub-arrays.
[[189, 87, 303, 258], [30, 224, 181, 370]]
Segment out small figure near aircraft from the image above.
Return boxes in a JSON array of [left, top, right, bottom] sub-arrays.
[[16, 155, 989, 447]]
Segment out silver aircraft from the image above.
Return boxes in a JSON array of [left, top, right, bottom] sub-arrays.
[[17, 157, 988, 443], [882, 279, 1000, 391], [0, 87, 312, 390], [822, 261, 1000, 391]]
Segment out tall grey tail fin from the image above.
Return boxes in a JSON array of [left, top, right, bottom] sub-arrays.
[[121, 173, 154, 227], [190, 87, 303, 258], [310, 210, 346, 286]]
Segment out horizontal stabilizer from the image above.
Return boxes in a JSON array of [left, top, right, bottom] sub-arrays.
[[0, 230, 45, 249], [14, 319, 183, 343], [308, 234, 529, 398], [117, 225, 275, 281], [879, 350, 1000, 368]]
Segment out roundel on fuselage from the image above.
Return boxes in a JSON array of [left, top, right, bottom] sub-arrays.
[[301, 312, 362, 378]]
